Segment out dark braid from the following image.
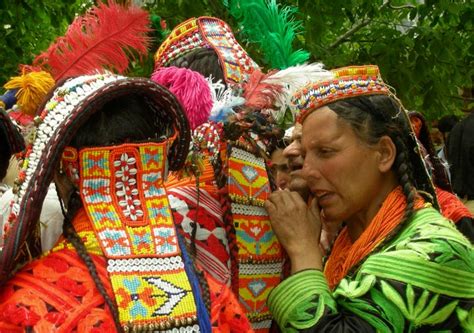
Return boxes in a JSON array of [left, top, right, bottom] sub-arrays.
[[196, 265, 212, 313], [62, 192, 122, 332], [392, 137, 417, 224], [190, 175, 201, 258], [212, 150, 240, 294]]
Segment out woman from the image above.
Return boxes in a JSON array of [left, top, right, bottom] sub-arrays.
[[154, 17, 286, 333], [265, 65, 473, 332], [409, 111, 473, 242], [0, 74, 251, 332]]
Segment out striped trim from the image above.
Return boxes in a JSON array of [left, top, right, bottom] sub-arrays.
[[267, 270, 329, 328], [360, 253, 474, 298], [239, 262, 283, 275]]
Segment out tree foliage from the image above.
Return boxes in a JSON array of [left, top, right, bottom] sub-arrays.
[[1, 0, 472, 120], [0, 0, 92, 83]]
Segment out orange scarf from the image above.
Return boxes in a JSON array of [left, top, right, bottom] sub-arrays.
[[324, 186, 424, 289]]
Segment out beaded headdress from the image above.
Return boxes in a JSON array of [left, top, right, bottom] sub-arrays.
[[0, 73, 190, 285], [293, 65, 390, 123], [154, 16, 259, 85]]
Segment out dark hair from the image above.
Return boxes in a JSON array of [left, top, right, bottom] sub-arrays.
[[438, 115, 459, 134], [62, 94, 159, 332], [327, 95, 437, 226], [70, 95, 159, 148], [168, 48, 226, 85], [0, 126, 12, 180]]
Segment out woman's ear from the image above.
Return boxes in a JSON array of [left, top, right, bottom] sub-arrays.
[[377, 136, 396, 173]]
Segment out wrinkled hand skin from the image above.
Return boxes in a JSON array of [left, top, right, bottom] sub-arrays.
[[265, 190, 324, 274]]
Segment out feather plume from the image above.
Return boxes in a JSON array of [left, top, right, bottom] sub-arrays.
[[33, 1, 151, 80], [207, 77, 245, 123], [227, 0, 309, 69], [248, 63, 334, 124], [243, 70, 283, 109], [151, 67, 213, 130]]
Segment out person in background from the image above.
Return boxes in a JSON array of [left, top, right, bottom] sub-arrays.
[[265, 65, 473, 332], [280, 124, 341, 255], [437, 114, 459, 181], [270, 147, 291, 190], [0, 108, 24, 195], [409, 111, 473, 242], [448, 111, 474, 215]]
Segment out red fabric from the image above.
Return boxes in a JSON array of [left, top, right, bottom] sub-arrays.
[[0, 207, 247, 332], [0, 249, 115, 333], [208, 274, 254, 333], [169, 186, 231, 284], [436, 187, 473, 223]]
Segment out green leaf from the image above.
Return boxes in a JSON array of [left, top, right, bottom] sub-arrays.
[[380, 280, 409, 318], [422, 300, 459, 325], [417, 293, 439, 321], [370, 288, 405, 333]]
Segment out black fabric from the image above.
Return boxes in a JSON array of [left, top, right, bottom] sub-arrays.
[[456, 217, 474, 243], [448, 112, 474, 198], [302, 311, 375, 333]]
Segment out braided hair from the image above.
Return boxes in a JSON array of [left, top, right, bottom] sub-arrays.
[[327, 95, 437, 224], [61, 192, 122, 332], [57, 95, 160, 331], [168, 48, 226, 85]]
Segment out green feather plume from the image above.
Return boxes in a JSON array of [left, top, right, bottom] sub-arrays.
[[226, 0, 310, 69]]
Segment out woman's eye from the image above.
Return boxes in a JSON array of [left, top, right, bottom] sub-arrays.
[[318, 148, 334, 156]]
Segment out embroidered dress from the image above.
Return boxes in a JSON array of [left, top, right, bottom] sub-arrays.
[[0, 74, 252, 332], [0, 208, 252, 333], [268, 206, 474, 332]]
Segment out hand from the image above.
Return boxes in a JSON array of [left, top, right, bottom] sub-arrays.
[[265, 190, 323, 273], [320, 218, 343, 255]]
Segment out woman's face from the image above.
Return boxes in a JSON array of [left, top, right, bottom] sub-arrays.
[[301, 107, 395, 224]]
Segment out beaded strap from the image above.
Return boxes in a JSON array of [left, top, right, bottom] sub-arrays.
[[226, 145, 284, 331]]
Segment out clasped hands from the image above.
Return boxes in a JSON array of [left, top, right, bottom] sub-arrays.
[[265, 190, 324, 274]]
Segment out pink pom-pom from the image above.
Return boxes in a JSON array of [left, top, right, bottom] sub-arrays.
[[151, 66, 212, 130]]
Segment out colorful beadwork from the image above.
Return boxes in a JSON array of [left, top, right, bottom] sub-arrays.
[[75, 142, 199, 330], [154, 17, 259, 85], [293, 65, 390, 123], [227, 148, 271, 207], [226, 146, 284, 331]]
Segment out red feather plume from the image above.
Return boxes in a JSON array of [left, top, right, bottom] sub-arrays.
[[243, 69, 283, 110], [33, 0, 151, 80]]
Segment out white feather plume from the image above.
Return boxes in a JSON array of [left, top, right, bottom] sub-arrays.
[[207, 76, 245, 122], [262, 62, 334, 122]]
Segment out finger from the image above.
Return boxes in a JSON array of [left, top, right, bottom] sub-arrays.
[[289, 191, 309, 208], [268, 190, 292, 207], [264, 199, 276, 214]]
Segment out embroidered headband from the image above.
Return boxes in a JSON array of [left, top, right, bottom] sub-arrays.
[[293, 65, 390, 123], [154, 16, 259, 85], [292, 64, 439, 208], [0, 73, 190, 285]]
